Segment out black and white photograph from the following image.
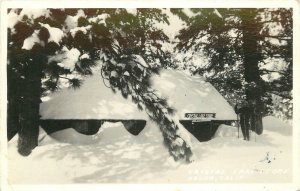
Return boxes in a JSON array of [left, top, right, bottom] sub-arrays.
[[0, 1, 299, 190]]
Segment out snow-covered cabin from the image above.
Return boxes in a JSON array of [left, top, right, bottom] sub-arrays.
[[40, 69, 237, 141]]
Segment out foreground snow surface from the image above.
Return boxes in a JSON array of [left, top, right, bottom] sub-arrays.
[[8, 116, 292, 184]]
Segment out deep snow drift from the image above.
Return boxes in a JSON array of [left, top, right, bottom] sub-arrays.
[[39, 72, 148, 120], [40, 69, 236, 120], [7, 69, 293, 184], [151, 70, 236, 120], [8, 116, 292, 184]]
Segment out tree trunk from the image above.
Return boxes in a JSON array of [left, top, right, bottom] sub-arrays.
[[240, 9, 263, 135], [17, 54, 43, 156], [7, 67, 21, 140], [7, 98, 20, 140]]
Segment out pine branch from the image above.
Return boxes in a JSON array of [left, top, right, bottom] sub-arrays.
[[130, 80, 192, 162], [100, 65, 111, 88], [44, 80, 58, 92], [259, 20, 282, 24], [263, 35, 292, 40], [68, 78, 82, 89], [259, 69, 286, 75], [58, 76, 72, 80], [267, 91, 292, 100], [101, 56, 193, 162], [262, 54, 285, 59]]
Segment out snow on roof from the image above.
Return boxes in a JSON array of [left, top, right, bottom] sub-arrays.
[[40, 69, 236, 120], [40, 73, 148, 120], [151, 70, 237, 120]]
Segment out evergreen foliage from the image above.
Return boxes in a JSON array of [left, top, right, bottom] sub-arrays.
[[173, 8, 292, 121], [7, 8, 192, 162]]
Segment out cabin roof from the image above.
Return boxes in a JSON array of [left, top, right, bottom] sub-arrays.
[[40, 69, 236, 120]]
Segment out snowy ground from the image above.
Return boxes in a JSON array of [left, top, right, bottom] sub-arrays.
[[7, 116, 292, 184]]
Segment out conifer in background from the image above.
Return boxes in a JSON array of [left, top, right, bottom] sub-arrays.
[[174, 8, 292, 125]]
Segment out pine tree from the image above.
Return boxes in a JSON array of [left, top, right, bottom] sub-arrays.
[[173, 8, 292, 124], [7, 8, 193, 162], [7, 9, 96, 155]]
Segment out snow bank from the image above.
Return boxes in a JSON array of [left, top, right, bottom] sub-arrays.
[[7, 116, 293, 184], [214, 116, 292, 138], [8, 126, 56, 148], [50, 128, 101, 145], [8, 121, 175, 184], [37, 127, 57, 146], [40, 69, 236, 121], [48, 121, 148, 145], [214, 124, 237, 138], [263, 116, 292, 136]]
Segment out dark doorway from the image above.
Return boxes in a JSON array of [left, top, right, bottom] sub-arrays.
[[179, 120, 220, 142]]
